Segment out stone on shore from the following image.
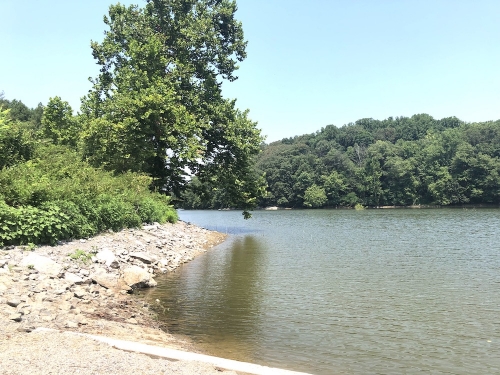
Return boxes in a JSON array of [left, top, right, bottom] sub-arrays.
[[95, 249, 119, 268], [64, 272, 84, 285], [19, 254, 62, 277], [9, 313, 23, 322], [129, 252, 154, 264], [0, 220, 226, 352], [7, 299, 21, 308], [122, 266, 157, 289], [92, 271, 131, 292]]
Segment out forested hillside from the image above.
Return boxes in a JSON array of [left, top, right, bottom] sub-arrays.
[[254, 114, 500, 208]]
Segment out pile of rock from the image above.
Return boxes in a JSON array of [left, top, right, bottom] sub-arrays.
[[0, 221, 226, 334]]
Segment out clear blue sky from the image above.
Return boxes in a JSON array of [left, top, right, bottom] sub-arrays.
[[2, 0, 499, 142]]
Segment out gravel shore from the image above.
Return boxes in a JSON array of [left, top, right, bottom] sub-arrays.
[[0, 221, 238, 375], [0, 329, 238, 375]]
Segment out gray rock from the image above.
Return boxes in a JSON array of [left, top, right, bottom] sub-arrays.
[[96, 249, 119, 268], [121, 265, 157, 289], [7, 299, 21, 307], [19, 254, 62, 277], [19, 306, 32, 315], [58, 301, 74, 311], [92, 271, 131, 292], [43, 295, 55, 302], [30, 286, 45, 293], [17, 326, 35, 333], [73, 289, 87, 299], [129, 252, 154, 264], [79, 269, 90, 277], [64, 272, 84, 285], [158, 258, 171, 268], [39, 308, 54, 318], [9, 313, 22, 322]]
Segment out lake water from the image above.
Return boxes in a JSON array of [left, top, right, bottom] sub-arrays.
[[145, 209, 500, 374]]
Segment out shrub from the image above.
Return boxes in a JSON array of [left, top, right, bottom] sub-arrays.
[[0, 145, 177, 246], [0, 200, 70, 245], [97, 195, 142, 231]]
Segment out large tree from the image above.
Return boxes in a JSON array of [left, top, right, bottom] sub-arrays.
[[81, 0, 264, 217]]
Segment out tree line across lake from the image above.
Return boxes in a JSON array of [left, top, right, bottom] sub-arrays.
[[182, 114, 500, 209]]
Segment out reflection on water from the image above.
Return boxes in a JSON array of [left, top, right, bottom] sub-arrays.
[[146, 236, 267, 362], [147, 209, 500, 375]]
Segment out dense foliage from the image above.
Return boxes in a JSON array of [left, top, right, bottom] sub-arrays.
[[252, 114, 500, 208], [1, 93, 178, 246], [0, 144, 177, 246], [1, 89, 180, 246], [0, 98, 177, 246]]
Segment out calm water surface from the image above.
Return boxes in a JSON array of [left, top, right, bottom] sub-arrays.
[[145, 209, 500, 374]]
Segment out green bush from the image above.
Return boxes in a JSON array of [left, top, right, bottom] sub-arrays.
[[0, 145, 178, 246], [0, 201, 71, 245], [0, 200, 20, 245], [97, 195, 142, 231], [136, 195, 176, 224], [55, 200, 97, 239]]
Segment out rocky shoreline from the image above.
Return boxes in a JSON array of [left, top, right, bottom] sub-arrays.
[[0, 220, 226, 349]]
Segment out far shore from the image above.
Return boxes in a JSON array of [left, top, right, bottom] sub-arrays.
[[202, 203, 500, 212]]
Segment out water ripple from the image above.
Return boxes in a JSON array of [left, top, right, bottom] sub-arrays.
[[147, 209, 500, 375]]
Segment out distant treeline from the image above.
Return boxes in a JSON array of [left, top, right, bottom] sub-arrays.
[[182, 114, 500, 209]]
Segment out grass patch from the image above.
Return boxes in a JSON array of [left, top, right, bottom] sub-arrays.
[[68, 249, 93, 264]]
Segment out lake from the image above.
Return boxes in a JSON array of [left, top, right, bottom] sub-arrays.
[[144, 209, 500, 374]]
